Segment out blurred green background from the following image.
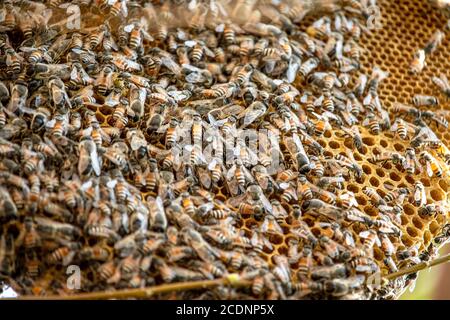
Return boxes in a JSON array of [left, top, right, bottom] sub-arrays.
[[401, 244, 450, 300]]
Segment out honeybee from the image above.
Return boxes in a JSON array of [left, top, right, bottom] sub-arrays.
[[20, 46, 52, 64], [420, 151, 443, 177], [127, 84, 146, 123], [95, 65, 115, 95], [410, 49, 426, 74], [424, 29, 445, 55], [16, 217, 42, 251], [78, 136, 101, 177], [370, 151, 406, 167], [4, 47, 23, 75], [0, 233, 15, 275], [311, 263, 348, 281], [283, 133, 311, 173], [302, 199, 344, 221], [323, 276, 365, 297], [319, 236, 343, 260], [373, 217, 402, 236], [80, 244, 112, 262], [397, 243, 420, 261], [389, 118, 411, 140], [338, 191, 358, 209], [272, 255, 291, 288], [363, 187, 386, 206], [413, 95, 439, 107], [260, 214, 283, 235], [47, 243, 81, 266], [434, 224, 450, 245], [299, 57, 320, 78], [6, 81, 28, 114], [418, 202, 447, 217], [432, 73, 450, 98], [402, 147, 419, 175], [183, 228, 219, 263]]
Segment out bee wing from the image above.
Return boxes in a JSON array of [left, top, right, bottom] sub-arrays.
[[215, 23, 225, 32], [279, 182, 290, 190], [242, 166, 255, 184], [355, 265, 373, 273], [120, 0, 128, 17], [250, 231, 261, 247], [260, 194, 273, 214], [156, 122, 170, 134], [378, 224, 396, 235], [207, 158, 219, 171], [19, 47, 36, 53], [197, 167, 212, 189], [390, 119, 399, 132], [314, 95, 324, 107], [51, 85, 64, 105], [130, 135, 147, 151], [155, 196, 165, 212], [344, 232, 355, 247], [363, 93, 372, 106], [359, 231, 371, 239], [45, 119, 56, 129], [226, 164, 236, 181], [426, 161, 433, 177], [375, 235, 381, 247], [81, 180, 93, 191], [70, 66, 79, 80], [300, 94, 309, 103], [89, 143, 101, 176], [203, 46, 215, 58], [62, 250, 76, 266], [335, 38, 344, 60], [225, 176, 240, 196], [78, 142, 90, 176], [254, 172, 269, 190], [421, 188, 427, 204], [227, 193, 247, 208], [124, 24, 134, 33]]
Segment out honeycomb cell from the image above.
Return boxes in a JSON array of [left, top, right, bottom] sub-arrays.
[[277, 245, 288, 256], [328, 141, 340, 149], [421, 178, 431, 187], [375, 168, 386, 178], [412, 216, 424, 230], [400, 215, 409, 226], [382, 162, 392, 170], [438, 179, 449, 192], [389, 172, 402, 182], [403, 204, 416, 216], [430, 188, 445, 201], [401, 236, 414, 247], [362, 137, 376, 146], [406, 226, 419, 238], [364, 206, 378, 217], [423, 230, 432, 245], [362, 165, 372, 175], [355, 195, 367, 206], [429, 221, 441, 235], [393, 143, 405, 152], [405, 175, 416, 185], [369, 177, 380, 187]]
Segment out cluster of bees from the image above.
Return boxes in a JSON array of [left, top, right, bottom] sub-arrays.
[[0, 0, 448, 300]]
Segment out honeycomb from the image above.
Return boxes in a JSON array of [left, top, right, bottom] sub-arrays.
[[0, 0, 449, 300], [355, 0, 450, 267]]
